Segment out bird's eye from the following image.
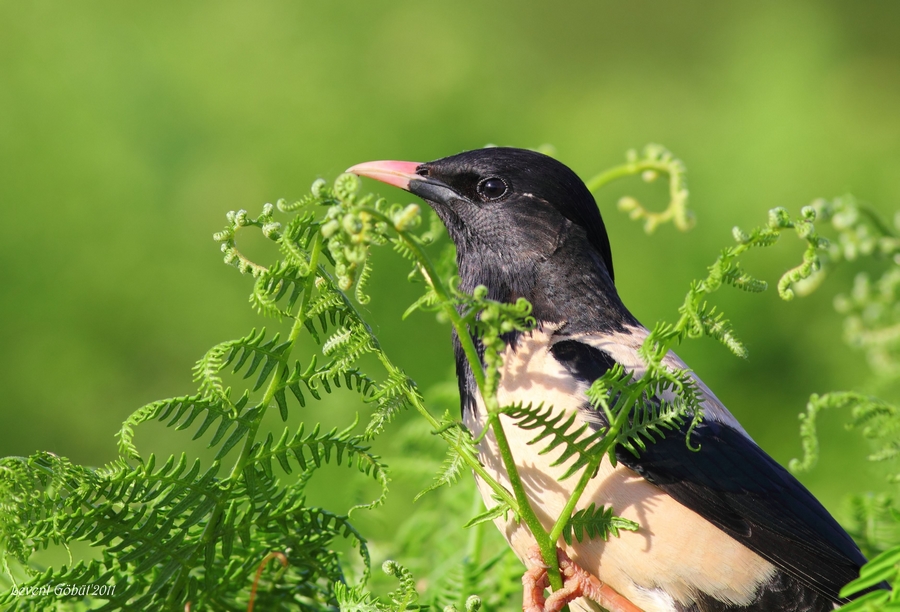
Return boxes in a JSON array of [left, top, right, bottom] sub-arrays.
[[476, 177, 508, 201]]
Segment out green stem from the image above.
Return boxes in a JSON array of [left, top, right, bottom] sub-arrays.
[[391, 377, 518, 512], [228, 232, 323, 481], [462, 489, 486, 606], [165, 233, 323, 608], [584, 160, 673, 193], [488, 415, 562, 590]]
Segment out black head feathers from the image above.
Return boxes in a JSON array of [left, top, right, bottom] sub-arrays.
[[350, 148, 615, 282], [412, 148, 615, 282]]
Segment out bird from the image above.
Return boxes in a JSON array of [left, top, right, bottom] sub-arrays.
[[347, 148, 869, 612]]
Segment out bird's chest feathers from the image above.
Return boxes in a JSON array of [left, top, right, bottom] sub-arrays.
[[466, 326, 588, 436], [463, 326, 616, 534]]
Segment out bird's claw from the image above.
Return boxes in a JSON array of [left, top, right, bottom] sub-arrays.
[[522, 546, 644, 612]]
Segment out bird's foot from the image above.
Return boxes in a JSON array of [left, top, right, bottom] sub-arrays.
[[522, 546, 643, 612], [522, 550, 550, 612]]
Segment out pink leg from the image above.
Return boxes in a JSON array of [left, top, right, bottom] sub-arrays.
[[522, 546, 644, 612], [522, 558, 550, 612]]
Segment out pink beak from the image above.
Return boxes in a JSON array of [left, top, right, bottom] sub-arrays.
[[346, 160, 422, 191]]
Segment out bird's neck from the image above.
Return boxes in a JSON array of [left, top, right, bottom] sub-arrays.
[[454, 236, 638, 336], [450, 239, 639, 419]]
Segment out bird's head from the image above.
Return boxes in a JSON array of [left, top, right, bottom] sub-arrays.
[[348, 148, 615, 284]]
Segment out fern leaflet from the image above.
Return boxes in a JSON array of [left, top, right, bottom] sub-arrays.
[[561, 503, 639, 545]]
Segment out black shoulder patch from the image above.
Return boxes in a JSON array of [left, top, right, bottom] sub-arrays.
[[549, 340, 617, 383]]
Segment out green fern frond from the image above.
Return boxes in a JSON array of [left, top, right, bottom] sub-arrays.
[[415, 423, 477, 502], [722, 264, 768, 293], [841, 493, 900, 558], [194, 340, 233, 401], [364, 394, 410, 441], [278, 353, 379, 418], [381, 560, 427, 612], [853, 404, 900, 439], [355, 258, 374, 305], [278, 209, 320, 264], [250, 260, 309, 318], [4, 172, 462, 611], [193, 329, 290, 400], [430, 549, 506, 612], [790, 392, 897, 474], [463, 499, 512, 528], [306, 287, 348, 323], [0, 453, 99, 564], [335, 582, 386, 612], [364, 369, 416, 439], [283, 357, 325, 405], [837, 546, 900, 608], [322, 323, 378, 372], [2, 452, 223, 578], [249, 422, 389, 511], [504, 403, 605, 480], [615, 395, 692, 458], [402, 287, 441, 320], [431, 564, 467, 612], [221, 329, 291, 391], [117, 392, 256, 461], [322, 326, 353, 355], [584, 144, 692, 233], [2, 442, 373, 610], [415, 448, 467, 502], [308, 277, 361, 339], [390, 237, 419, 263], [697, 305, 748, 359], [335, 557, 430, 612], [561, 503, 639, 545]]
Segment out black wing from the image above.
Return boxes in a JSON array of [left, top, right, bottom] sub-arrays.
[[618, 419, 865, 602], [550, 338, 866, 602]]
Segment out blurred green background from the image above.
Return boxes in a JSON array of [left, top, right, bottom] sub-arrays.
[[1, 0, 899, 553]]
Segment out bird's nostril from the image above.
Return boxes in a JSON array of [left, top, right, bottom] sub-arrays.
[[415, 165, 429, 177]]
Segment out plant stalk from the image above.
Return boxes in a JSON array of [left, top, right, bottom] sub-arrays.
[[165, 233, 323, 607]]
